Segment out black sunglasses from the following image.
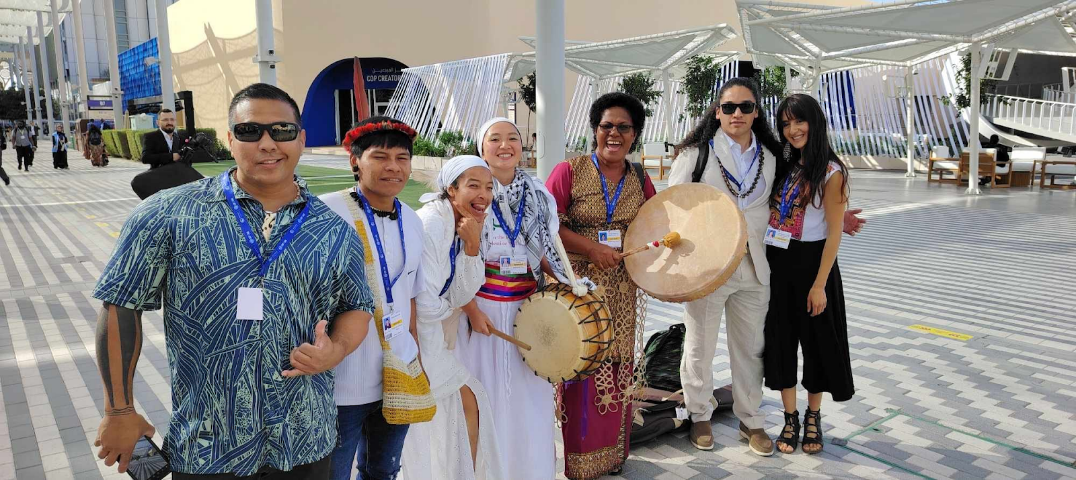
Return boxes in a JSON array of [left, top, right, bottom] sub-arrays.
[[231, 122, 301, 142], [720, 102, 757, 115], [598, 123, 634, 134]]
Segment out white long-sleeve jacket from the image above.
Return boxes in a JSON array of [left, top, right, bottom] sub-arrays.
[[414, 198, 486, 398]]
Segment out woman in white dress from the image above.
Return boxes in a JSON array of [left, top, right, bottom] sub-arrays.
[[455, 118, 576, 480], [402, 155, 505, 480]]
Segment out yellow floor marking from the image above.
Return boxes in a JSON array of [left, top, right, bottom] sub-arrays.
[[909, 324, 973, 341], [95, 222, 110, 228], [110, 232, 120, 238]]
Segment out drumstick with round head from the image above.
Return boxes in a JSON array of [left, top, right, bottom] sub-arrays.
[[488, 325, 532, 351], [619, 231, 681, 258]]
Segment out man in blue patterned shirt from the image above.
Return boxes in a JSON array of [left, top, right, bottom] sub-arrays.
[[92, 83, 375, 479]]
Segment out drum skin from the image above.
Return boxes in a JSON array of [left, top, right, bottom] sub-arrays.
[[624, 183, 747, 303], [514, 283, 613, 383]]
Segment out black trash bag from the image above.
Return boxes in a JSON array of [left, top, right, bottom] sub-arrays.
[[643, 323, 686, 392], [131, 161, 204, 200]]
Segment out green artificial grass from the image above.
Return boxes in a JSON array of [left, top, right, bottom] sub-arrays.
[[192, 161, 431, 209]]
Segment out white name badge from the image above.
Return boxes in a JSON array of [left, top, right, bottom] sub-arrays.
[[236, 287, 264, 321], [764, 226, 792, 250], [499, 255, 529, 275], [488, 230, 512, 258], [382, 310, 407, 340], [675, 406, 689, 421], [598, 229, 622, 248]]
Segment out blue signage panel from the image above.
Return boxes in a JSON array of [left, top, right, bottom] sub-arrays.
[[87, 96, 114, 111]]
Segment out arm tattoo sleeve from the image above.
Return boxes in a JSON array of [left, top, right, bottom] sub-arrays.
[[95, 302, 143, 415]]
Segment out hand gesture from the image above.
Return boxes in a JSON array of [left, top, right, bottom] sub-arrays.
[[587, 242, 621, 270], [283, 320, 340, 377], [95, 411, 155, 474], [807, 287, 827, 317], [468, 310, 493, 336], [456, 209, 485, 256], [843, 208, 866, 236]]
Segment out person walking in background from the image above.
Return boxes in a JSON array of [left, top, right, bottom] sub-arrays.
[[87, 124, 108, 167], [52, 123, 69, 170], [11, 121, 35, 171], [0, 124, 9, 185]]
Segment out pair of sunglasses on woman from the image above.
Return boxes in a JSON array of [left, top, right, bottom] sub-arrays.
[[231, 122, 301, 142]]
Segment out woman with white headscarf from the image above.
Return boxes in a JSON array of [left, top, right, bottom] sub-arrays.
[[455, 118, 575, 480], [401, 156, 506, 480]]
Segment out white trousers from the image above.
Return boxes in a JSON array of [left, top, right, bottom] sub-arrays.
[[679, 253, 770, 429]]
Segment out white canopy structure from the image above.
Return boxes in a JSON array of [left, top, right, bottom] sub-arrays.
[[386, 24, 740, 150], [738, 0, 1076, 192]]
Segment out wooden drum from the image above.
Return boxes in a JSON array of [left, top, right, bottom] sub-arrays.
[[624, 183, 748, 302], [513, 282, 613, 383]]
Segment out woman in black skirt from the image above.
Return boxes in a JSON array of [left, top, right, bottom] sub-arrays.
[[764, 94, 854, 455]]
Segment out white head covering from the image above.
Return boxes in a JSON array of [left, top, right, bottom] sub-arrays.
[[419, 155, 490, 203], [475, 117, 521, 156]]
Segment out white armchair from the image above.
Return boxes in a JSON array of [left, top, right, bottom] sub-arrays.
[[641, 142, 673, 180]]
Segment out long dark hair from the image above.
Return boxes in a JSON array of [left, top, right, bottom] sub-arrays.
[[772, 94, 848, 210], [674, 77, 782, 159]]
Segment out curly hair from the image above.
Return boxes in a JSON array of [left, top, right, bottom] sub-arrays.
[[589, 92, 647, 153]]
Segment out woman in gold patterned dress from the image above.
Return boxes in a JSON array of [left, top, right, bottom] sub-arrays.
[[545, 92, 657, 479]]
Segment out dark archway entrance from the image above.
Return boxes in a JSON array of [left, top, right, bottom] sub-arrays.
[[301, 57, 407, 147]]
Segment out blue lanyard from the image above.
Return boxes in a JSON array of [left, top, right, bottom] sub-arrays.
[[220, 172, 311, 280], [591, 153, 626, 223], [439, 236, 461, 296], [710, 138, 761, 191], [491, 184, 526, 247], [355, 191, 406, 307], [777, 173, 801, 225]]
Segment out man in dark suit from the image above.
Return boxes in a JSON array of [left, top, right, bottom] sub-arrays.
[[141, 109, 187, 168]]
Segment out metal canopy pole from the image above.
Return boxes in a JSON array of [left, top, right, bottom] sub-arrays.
[[904, 65, 916, 177], [966, 42, 982, 195], [18, 38, 33, 124], [50, 0, 72, 136], [34, 13, 54, 132], [535, 0, 566, 181], [71, 0, 91, 114], [155, 0, 175, 110], [104, 0, 125, 125], [254, 0, 278, 85]]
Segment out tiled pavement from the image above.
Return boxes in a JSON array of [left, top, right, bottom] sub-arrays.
[[1, 151, 1074, 479]]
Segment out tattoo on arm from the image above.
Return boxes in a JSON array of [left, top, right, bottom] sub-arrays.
[[95, 303, 143, 415]]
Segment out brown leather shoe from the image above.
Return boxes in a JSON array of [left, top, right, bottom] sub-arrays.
[[690, 421, 714, 450], [739, 421, 774, 456]]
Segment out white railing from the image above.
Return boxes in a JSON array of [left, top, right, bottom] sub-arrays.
[[1042, 84, 1076, 104], [984, 94, 1076, 137]]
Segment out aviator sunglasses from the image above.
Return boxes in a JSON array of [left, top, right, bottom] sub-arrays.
[[720, 102, 757, 115], [231, 122, 301, 142]]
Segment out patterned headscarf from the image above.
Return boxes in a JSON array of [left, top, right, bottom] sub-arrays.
[[481, 168, 567, 287]]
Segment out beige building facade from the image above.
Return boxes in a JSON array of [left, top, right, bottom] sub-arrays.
[[168, 0, 868, 146]]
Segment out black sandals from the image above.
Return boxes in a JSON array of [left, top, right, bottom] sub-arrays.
[[802, 408, 824, 454]]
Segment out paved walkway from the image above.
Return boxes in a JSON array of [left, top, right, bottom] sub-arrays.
[[0, 152, 1074, 479]]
